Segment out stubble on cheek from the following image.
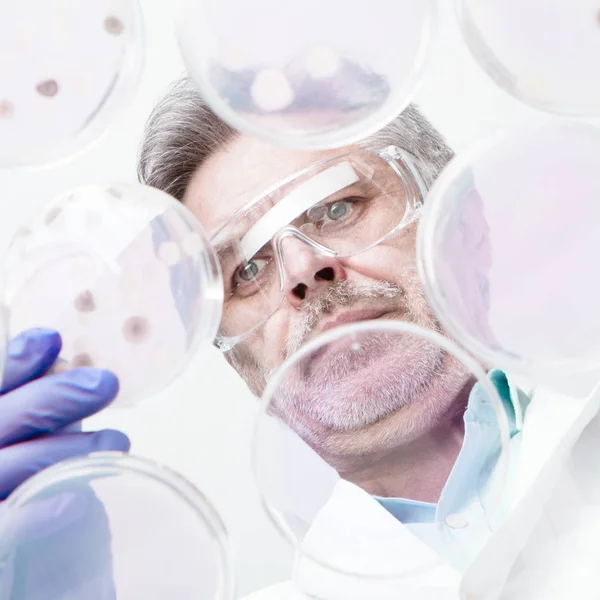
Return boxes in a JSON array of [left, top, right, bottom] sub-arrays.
[[225, 342, 275, 397]]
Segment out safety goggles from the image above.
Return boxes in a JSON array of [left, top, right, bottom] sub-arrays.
[[211, 145, 428, 350]]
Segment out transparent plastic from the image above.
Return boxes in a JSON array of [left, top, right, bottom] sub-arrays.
[[0, 275, 7, 388], [418, 121, 600, 378], [455, 0, 600, 117], [176, 0, 436, 150], [253, 320, 510, 581], [210, 146, 427, 350], [2, 183, 223, 407], [0, 0, 145, 168], [461, 381, 600, 600], [0, 453, 234, 600]]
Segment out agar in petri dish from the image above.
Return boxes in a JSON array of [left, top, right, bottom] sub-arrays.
[[2, 183, 223, 407], [253, 320, 510, 587], [0, 453, 234, 600], [418, 121, 600, 376], [0, 0, 145, 168], [176, 0, 436, 150], [455, 0, 600, 116]]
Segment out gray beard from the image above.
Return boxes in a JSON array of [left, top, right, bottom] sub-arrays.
[[285, 279, 404, 358]]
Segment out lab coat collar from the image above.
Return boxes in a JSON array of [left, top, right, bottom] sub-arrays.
[[375, 370, 528, 527], [240, 379, 600, 600], [296, 479, 462, 600], [461, 380, 600, 600], [291, 378, 597, 600]]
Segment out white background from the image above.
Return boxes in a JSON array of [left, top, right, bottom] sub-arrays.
[[0, 0, 580, 597]]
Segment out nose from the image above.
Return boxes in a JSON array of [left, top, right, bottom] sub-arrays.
[[279, 236, 347, 310]]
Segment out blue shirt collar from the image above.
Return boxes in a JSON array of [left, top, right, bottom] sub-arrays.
[[375, 370, 529, 524]]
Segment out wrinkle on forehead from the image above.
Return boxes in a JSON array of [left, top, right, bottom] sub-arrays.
[[183, 135, 357, 236]]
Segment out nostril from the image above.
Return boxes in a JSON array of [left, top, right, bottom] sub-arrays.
[[293, 283, 308, 300], [315, 267, 335, 282]]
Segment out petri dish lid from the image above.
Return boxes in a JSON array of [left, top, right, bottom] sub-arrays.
[[253, 320, 511, 582], [455, 0, 600, 117], [175, 0, 436, 150], [0, 0, 144, 168], [418, 121, 600, 377], [2, 183, 223, 407], [0, 452, 234, 600]]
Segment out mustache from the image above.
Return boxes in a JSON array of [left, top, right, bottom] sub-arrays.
[[285, 279, 404, 357]]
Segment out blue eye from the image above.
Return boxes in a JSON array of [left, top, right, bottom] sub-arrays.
[[235, 258, 268, 284], [327, 200, 352, 220]]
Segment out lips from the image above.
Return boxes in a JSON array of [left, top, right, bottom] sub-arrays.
[[318, 308, 389, 336], [305, 308, 391, 372]]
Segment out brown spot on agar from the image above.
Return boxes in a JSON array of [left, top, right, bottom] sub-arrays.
[[8, 227, 32, 256], [44, 206, 62, 225], [122, 315, 151, 344], [104, 15, 125, 36], [15, 227, 31, 238], [0, 100, 14, 119], [72, 353, 94, 367], [74, 289, 96, 312], [36, 79, 59, 98]]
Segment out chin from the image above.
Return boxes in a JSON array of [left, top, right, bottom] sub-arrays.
[[274, 330, 445, 434]]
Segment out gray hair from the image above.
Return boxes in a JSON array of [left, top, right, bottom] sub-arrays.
[[137, 76, 454, 200]]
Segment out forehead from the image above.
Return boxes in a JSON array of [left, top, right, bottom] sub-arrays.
[[183, 135, 357, 236]]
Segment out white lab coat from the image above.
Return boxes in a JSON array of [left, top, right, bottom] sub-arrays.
[[241, 378, 600, 600]]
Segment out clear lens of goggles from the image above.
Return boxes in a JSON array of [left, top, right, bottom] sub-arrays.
[[212, 148, 425, 347]]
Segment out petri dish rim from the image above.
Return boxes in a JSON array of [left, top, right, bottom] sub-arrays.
[[416, 119, 600, 377], [252, 318, 511, 579], [0, 183, 225, 408], [175, 0, 439, 151], [454, 0, 600, 118], [0, 0, 146, 171], [0, 451, 236, 600]]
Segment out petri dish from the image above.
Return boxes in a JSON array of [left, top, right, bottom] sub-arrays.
[[253, 320, 511, 585], [175, 0, 436, 150], [0, 280, 7, 388], [0, 453, 234, 600], [0, 0, 144, 168], [455, 0, 600, 117], [418, 121, 600, 377], [2, 183, 223, 407]]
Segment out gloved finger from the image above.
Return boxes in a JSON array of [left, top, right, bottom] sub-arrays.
[[0, 489, 90, 545], [0, 429, 130, 500], [0, 328, 62, 394], [0, 485, 117, 600], [56, 421, 82, 434], [0, 368, 120, 447]]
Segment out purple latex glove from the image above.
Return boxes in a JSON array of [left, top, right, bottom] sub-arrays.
[[0, 327, 130, 500]]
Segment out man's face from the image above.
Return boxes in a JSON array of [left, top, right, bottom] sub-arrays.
[[185, 135, 472, 461]]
